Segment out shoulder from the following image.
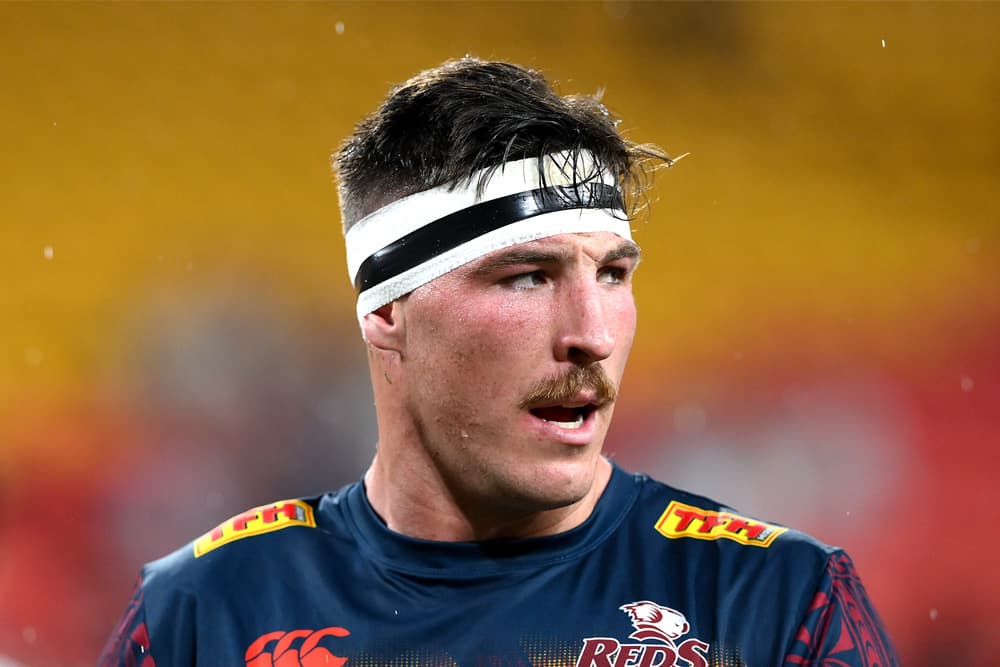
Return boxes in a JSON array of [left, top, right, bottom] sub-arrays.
[[101, 487, 359, 665], [139, 487, 355, 604], [614, 468, 857, 659], [611, 468, 899, 665], [620, 467, 840, 571]]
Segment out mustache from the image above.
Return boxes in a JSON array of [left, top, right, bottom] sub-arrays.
[[518, 365, 618, 409]]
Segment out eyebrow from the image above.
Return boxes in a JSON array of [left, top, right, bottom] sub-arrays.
[[603, 240, 642, 266], [472, 239, 641, 275]]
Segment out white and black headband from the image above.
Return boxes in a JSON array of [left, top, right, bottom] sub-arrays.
[[345, 150, 633, 322]]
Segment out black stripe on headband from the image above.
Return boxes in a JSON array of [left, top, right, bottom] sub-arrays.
[[354, 183, 625, 292]]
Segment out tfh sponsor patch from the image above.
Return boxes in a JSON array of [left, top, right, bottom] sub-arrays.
[[194, 500, 317, 557], [654, 500, 786, 548]]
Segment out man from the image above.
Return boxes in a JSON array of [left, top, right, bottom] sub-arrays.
[[100, 59, 898, 667]]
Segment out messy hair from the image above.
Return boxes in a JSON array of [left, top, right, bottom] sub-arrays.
[[333, 58, 674, 233]]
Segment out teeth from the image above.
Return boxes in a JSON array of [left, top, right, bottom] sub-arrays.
[[545, 413, 585, 429]]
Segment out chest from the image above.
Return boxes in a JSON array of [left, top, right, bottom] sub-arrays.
[[173, 548, 790, 667]]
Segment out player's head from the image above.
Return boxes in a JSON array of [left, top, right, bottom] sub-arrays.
[[336, 58, 665, 233], [334, 58, 670, 519]]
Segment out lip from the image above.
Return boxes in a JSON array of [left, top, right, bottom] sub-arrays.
[[523, 391, 605, 411], [522, 404, 600, 446]]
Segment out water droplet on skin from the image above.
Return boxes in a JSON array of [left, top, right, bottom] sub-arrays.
[[335, 21, 345, 35]]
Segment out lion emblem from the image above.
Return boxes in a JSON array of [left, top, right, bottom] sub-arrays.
[[619, 601, 691, 646]]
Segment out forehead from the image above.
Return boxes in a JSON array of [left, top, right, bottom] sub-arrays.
[[463, 231, 640, 272]]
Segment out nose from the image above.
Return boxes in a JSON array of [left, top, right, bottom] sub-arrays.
[[553, 278, 616, 365]]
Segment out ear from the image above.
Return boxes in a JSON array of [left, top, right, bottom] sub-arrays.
[[361, 301, 406, 354]]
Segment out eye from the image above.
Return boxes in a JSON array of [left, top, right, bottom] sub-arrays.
[[598, 266, 629, 284], [503, 270, 547, 290]]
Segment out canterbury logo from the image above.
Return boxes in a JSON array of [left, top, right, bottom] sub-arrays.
[[245, 627, 350, 667]]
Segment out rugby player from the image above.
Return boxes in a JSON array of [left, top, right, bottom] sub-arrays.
[[99, 58, 898, 667]]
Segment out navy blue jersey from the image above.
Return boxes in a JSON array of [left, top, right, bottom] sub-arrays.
[[99, 463, 898, 667]]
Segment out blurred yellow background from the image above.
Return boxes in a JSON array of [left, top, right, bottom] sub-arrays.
[[1, 3, 997, 666]]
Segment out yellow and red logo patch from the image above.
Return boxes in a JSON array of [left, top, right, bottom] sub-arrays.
[[654, 500, 786, 548], [194, 499, 317, 557]]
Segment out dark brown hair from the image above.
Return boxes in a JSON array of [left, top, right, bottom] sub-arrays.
[[334, 58, 673, 232]]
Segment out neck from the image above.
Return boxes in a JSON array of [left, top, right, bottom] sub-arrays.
[[363, 449, 613, 542]]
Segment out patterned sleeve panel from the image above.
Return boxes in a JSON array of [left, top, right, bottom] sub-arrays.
[[783, 552, 899, 667], [97, 578, 157, 667]]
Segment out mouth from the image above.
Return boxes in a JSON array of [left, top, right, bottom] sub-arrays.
[[527, 403, 599, 431]]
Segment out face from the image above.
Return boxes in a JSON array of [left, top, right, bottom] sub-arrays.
[[396, 231, 639, 515]]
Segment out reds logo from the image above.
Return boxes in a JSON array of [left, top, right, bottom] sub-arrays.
[[574, 601, 709, 667]]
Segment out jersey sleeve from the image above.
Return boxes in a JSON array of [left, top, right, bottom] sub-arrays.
[[97, 577, 156, 667], [783, 551, 899, 667]]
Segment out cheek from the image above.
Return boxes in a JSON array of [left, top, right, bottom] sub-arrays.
[[436, 301, 547, 396], [611, 294, 638, 347], [406, 299, 521, 394], [463, 303, 541, 382]]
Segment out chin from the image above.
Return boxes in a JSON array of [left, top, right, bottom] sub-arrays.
[[505, 458, 597, 510]]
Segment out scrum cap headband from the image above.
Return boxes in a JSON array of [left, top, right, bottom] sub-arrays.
[[344, 150, 632, 322]]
